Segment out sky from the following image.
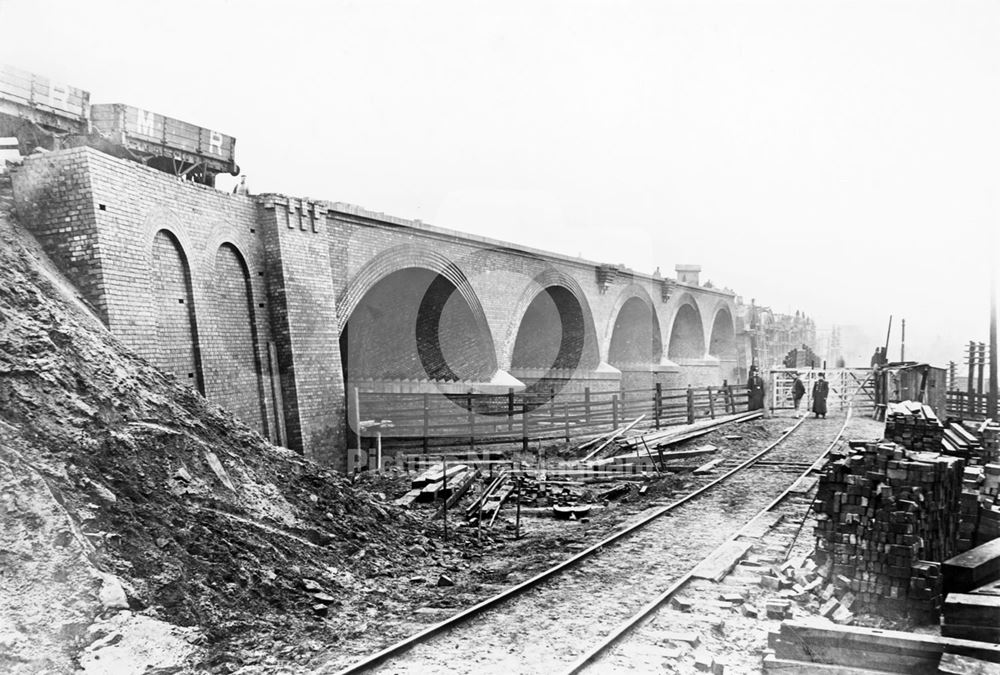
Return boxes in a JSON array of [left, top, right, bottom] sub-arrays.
[[1, 0, 997, 367]]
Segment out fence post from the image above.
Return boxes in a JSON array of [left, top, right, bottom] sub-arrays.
[[585, 387, 591, 424], [507, 387, 514, 433], [707, 386, 715, 419], [522, 401, 529, 453], [686, 386, 695, 424], [422, 393, 429, 453], [722, 380, 730, 414], [550, 388, 556, 427], [352, 387, 362, 461], [612, 394, 619, 430], [468, 393, 475, 452], [564, 401, 570, 442], [654, 383, 662, 430]]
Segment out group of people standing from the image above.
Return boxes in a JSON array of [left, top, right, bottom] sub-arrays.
[[746, 366, 829, 418]]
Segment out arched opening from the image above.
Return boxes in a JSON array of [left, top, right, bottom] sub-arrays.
[[339, 267, 496, 385], [208, 244, 268, 436], [151, 229, 204, 393], [609, 296, 663, 391], [510, 286, 598, 393], [667, 303, 705, 361], [709, 307, 736, 360], [609, 297, 663, 368]]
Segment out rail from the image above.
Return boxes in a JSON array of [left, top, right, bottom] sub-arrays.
[[562, 405, 853, 674], [325, 412, 816, 675]]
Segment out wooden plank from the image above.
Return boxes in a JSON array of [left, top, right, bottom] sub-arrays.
[[970, 579, 1000, 597], [740, 511, 784, 539], [938, 652, 1000, 675], [432, 469, 478, 519], [694, 458, 724, 474], [944, 539, 1000, 593], [691, 540, 753, 582], [393, 489, 421, 507], [423, 463, 468, 484], [941, 624, 1000, 644], [409, 462, 444, 489], [579, 415, 645, 462], [762, 654, 900, 674], [590, 444, 717, 467], [772, 620, 1000, 674], [943, 593, 1000, 626]]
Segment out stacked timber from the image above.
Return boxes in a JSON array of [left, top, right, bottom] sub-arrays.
[[942, 538, 1000, 642], [764, 619, 1000, 674], [812, 441, 963, 616], [942, 421, 984, 461], [884, 401, 944, 452], [949, 463, 1000, 550], [941, 593, 1000, 643], [984, 422, 1000, 464]]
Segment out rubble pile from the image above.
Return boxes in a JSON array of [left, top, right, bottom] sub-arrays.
[[0, 193, 433, 671], [812, 440, 962, 618]]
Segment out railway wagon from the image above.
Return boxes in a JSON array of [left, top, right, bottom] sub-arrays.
[[0, 64, 90, 150], [90, 103, 239, 185]]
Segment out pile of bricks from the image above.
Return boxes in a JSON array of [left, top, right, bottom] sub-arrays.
[[884, 401, 943, 452], [812, 440, 962, 617]]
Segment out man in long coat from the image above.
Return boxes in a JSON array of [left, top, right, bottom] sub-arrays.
[[748, 366, 766, 411], [812, 372, 829, 418], [791, 372, 806, 418]]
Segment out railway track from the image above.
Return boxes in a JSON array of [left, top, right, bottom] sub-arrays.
[[319, 412, 852, 675], [566, 407, 853, 674]]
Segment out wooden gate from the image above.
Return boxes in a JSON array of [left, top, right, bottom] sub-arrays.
[[769, 368, 875, 415]]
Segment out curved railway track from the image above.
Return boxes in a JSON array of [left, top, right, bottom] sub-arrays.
[[319, 412, 851, 675]]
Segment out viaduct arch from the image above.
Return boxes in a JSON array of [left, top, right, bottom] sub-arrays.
[[10, 146, 760, 471]]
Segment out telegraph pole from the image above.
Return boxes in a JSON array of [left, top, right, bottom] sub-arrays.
[[989, 265, 998, 418], [900, 318, 906, 362]]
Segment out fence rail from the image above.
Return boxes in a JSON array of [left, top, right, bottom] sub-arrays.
[[946, 390, 993, 421], [353, 383, 751, 452]]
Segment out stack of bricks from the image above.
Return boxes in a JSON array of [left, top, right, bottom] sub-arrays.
[[884, 401, 944, 452], [812, 440, 962, 618]]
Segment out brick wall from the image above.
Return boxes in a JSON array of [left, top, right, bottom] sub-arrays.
[[258, 196, 344, 468], [11, 147, 107, 321], [205, 243, 268, 433], [151, 229, 204, 391], [12, 147, 278, 443]]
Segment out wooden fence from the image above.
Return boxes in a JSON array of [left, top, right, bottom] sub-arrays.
[[946, 390, 993, 421], [353, 383, 751, 453]]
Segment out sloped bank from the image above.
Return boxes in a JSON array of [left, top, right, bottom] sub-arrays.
[[0, 191, 428, 672]]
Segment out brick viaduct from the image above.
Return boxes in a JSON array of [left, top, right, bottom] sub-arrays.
[[10, 146, 745, 470]]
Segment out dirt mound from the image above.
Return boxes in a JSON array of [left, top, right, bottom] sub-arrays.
[[0, 185, 426, 672]]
